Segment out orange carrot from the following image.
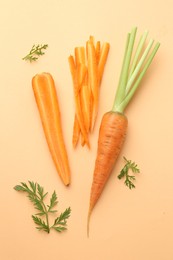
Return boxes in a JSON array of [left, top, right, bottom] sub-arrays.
[[87, 112, 127, 234], [32, 72, 71, 186], [87, 27, 160, 236]]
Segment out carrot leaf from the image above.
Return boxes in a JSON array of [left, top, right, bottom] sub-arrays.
[[22, 44, 48, 62], [51, 207, 71, 232], [117, 157, 140, 189], [14, 181, 71, 233]]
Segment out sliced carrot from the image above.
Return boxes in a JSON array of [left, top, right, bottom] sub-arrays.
[[74, 47, 87, 89], [69, 37, 110, 147], [68, 57, 90, 148], [72, 115, 80, 148], [75, 46, 86, 65], [98, 42, 110, 84], [32, 72, 71, 186], [80, 84, 91, 133], [87, 41, 99, 130], [74, 84, 90, 148], [77, 63, 87, 90], [68, 55, 76, 84], [95, 41, 101, 64], [89, 35, 94, 45]]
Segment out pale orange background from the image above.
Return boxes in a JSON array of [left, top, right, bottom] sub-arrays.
[[0, 0, 173, 259]]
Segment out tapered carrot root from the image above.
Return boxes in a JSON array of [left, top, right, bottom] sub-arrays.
[[87, 111, 128, 235], [32, 72, 71, 186]]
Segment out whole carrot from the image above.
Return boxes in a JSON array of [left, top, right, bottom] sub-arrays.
[[87, 27, 160, 235], [88, 111, 127, 214], [32, 72, 71, 186]]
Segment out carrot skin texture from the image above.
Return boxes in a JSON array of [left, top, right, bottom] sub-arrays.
[[32, 72, 71, 186], [87, 111, 128, 233]]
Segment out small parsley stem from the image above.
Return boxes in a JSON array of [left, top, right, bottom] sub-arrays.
[[22, 44, 48, 62], [26, 189, 50, 232], [42, 201, 50, 233], [118, 157, 140, 189]]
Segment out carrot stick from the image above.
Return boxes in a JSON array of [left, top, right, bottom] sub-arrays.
[[75, 47, 87, 89], [32, 72, 71, 186], [89, 35, 94, 45], [68, 57, 90, 148], [98, 42, 110, 84], [80, 84, 91, 133], [75, 46, 86, 65], [73, 84, 90, 148], [87, 27, 160, 236], [69, 37, 110, 147], [72, 115, 80, 148], [77, 63, 87, 90], [68, 55, 76, 83], [87, 41, 99, 130], [95, 41, 101, 64]]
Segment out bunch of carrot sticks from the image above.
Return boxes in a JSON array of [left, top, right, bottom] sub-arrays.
[[68, 36, 110, 148]]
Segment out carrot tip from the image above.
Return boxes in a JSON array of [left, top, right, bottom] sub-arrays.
[[87, 207, 92, 237]]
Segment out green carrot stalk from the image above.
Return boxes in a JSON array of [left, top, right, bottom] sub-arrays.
[[112, 27, 160, 114]]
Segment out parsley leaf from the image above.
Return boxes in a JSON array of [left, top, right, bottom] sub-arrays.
[[52, 207, 71, 232], [118, 157, 140, 189], [22, 44, 48, 62], [14, 181, 71, 233]]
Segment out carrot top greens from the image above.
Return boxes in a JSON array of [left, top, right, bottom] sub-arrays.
[[118, 157, 140, 189], [22, 44, 48, 62], [112, 27, 160, 114], [14, 181, 71, 233]]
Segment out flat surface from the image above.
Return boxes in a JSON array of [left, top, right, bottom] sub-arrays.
[[0, 0, 173, 259]]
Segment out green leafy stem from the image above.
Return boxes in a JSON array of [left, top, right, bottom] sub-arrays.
[[22, 44, 48, 62], [118, 157, 140, 189], [14, 181, 71, 233]]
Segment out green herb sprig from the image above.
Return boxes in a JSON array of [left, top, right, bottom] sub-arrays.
[[14, 181, 71, 233], [118, 157, 140, 189], [22, 44, 48, 62]]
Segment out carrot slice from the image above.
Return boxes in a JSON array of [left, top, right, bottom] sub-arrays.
[[87, 41, 99, 130], [32, 72, 71, 186], [95, 41, 101, 64], [69, 37, 110, 147], [68, 57, 90, 148], [77, 63, 87, 90], [80, 84, 91, 133], [98, 42, 110, 84], [75, 46, 86, 65], [72, 115, 80, 148], [68, 55, 76, 84]]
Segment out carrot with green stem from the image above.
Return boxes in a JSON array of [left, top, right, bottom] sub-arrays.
[[87, 27, 160, 236], [32, 73, 71, 186]]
